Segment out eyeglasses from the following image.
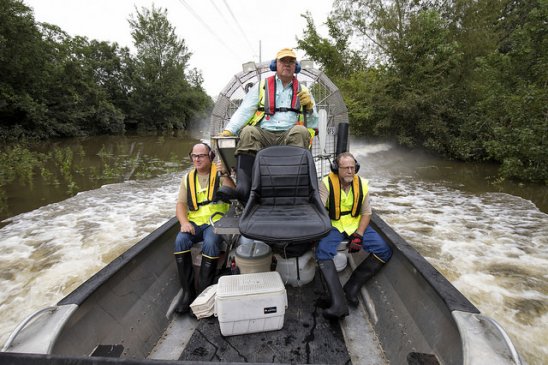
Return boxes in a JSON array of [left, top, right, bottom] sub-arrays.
[[190, 154, 209, 160], [339, 165, 356, 171], [278, 58, 296, 65]]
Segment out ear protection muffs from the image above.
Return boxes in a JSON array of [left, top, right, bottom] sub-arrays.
[[269, 59, 301, 74], [330, 156, 361, 174], [189, 142, 215, 161]]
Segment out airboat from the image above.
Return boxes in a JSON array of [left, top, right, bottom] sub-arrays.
[[0, 61, 522, 365]]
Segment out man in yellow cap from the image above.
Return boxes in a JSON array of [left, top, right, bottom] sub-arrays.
[[217, 47, 318, 204]]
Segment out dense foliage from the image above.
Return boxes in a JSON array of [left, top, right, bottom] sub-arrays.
[[0, 0, 212, 141], [298, 0, 547, 184]]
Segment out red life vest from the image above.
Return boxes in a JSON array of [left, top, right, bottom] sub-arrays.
[[262, 75, 302, 116]]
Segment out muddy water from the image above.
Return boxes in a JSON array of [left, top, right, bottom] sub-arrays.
[[0, 134, 199, 225], [0, 136, 546, 364], [350, 138, 546, 364]]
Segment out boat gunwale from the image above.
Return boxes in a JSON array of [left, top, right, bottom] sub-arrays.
[[56, 210, 479, 315], [56, 217, 179, 306]]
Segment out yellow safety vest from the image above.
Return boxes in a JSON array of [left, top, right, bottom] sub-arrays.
[[323, 173, 368, 235], [186, 164, 229, 225]]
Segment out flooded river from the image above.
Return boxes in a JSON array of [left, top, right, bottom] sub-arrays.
[[0, 135, 546, 364]]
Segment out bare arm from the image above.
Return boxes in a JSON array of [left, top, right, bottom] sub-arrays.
[[176, 175, 194, 234], [216, 160, 236, 189], [221, 175, 235, 188]]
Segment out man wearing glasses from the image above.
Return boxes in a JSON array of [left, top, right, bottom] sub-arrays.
[[217, 47, 319, 204], [173, 142, 235, 314], [315, 152, 392, 320]]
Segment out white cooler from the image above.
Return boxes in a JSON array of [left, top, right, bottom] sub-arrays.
[[214, 271, 287, 336]]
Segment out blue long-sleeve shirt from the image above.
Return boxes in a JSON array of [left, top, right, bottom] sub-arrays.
[[224, 75, 319, 134]]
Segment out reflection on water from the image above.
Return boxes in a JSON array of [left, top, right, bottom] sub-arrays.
[[0, 137, 546, 364], [0, 135, 199, 226]]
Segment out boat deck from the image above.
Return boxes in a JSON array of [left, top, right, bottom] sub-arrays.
[[149, 267, 387, 365]]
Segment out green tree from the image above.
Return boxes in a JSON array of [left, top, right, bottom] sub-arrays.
[[38, 27, 125, 136], [298, 0, 546, 183], [384, 9, 463, 153], [0, 0, 49, 140], [473, 0, 547, 182], [128, 5, 200, 131], [1, 0, 127, 140], [305, 2, 465, 152], [297, 12, 363, 80]]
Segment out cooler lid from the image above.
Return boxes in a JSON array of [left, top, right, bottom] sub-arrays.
[[235, 240, 271, 259], [217, 272, 285, 298]]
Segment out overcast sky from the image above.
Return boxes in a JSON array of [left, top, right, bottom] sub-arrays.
[[24, 0, 333, 97]]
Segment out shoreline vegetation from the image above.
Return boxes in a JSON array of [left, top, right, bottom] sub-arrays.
[[1, 0, 546, 186], [1, 135, 546, 228], [0, 134, 198, 225]]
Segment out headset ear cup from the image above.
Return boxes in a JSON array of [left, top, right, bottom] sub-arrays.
[[203, 142, 215, 161], [330, 160, 338, 174], [355, 160, 360, 173], [270, 60, 301, 73]]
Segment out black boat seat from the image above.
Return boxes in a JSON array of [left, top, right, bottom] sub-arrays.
[[239, 146, 331, 247]]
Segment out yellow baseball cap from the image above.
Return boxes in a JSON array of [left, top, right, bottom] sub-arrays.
[[276, 48, 297, 60]]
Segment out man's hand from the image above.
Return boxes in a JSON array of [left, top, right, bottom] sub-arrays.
[[220, 130, 233, 137], [216, 160, 229, 176], [347, 232, 363, 253], [180, 222, 195, 235], [297, 90, 314, 111]]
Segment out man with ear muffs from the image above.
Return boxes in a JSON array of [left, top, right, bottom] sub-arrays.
[[173, 142, 235, 314], [216, 47, 318, 204], [315, 152, 392, 320]]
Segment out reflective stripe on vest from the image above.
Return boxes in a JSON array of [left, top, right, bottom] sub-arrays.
[[323, 174, 368, 235], [247, 76, 306, 126]]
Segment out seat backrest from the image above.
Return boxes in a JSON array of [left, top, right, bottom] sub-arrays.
[[239, 146, 332, 245], [253, 146, 314, 205]]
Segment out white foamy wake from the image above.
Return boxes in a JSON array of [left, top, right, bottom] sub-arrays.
[[367, 175, 547, 364], [0, 172, 185, 345]]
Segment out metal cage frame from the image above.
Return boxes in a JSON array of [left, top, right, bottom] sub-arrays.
[[208, 62, 349, 177]]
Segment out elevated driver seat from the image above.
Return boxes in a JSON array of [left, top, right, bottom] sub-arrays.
[[238, 146, 331, 252]]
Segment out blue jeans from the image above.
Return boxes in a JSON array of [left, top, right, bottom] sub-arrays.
[[315, 226, 392, 263], [174, 223, 223, 258]]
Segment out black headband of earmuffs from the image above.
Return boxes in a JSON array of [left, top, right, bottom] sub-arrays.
[[330, 154, 361, 174], [189, 142, 216, 161], [269, 59, 301, 74]]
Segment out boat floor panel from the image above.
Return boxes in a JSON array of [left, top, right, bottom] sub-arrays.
[[148, 314, 198, 360], [179, 275, 350, 364]]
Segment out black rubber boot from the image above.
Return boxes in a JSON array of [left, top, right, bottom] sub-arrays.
[[198, 255, 218, 293], [343, 255, 384, 307], [215, 154, 255, 204], [318, 260, 349, 320], [174, 251, 196, 314]]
